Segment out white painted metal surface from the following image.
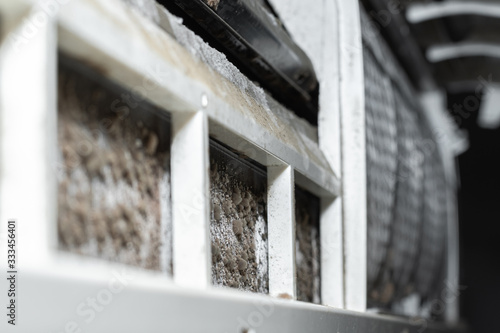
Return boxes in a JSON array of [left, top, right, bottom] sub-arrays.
[[337, 0, 368, 312], [268, 0, 345, 309], [171, 111, 211, 288], [267, 165, 296, 299], [0, 4, 57, 270], [4, 260, 460, 333], [320, 196, 344, 308]]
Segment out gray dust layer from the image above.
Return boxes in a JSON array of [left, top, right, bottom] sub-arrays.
[[295, 188, 321, 303], [57, 63, 172, 274], [210, 147, 268, 293]]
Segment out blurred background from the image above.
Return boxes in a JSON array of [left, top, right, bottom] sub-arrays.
[[360, 1, 500, 331]]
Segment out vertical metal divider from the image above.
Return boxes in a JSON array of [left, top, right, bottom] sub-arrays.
[[315, 0, 345, 309], [48, 9, 59, 255], [337, 0, 367, 312], [320, 197, 344, 307], [0, 4, 57, 270], [268, 164, 296, 299], [171, 109, 211, 289], [267, 0, 345, 309]]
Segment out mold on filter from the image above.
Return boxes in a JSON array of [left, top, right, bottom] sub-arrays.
[[210, 140, 268, 293], [57, 57, 172, 274], [295, 187, 321, 304]]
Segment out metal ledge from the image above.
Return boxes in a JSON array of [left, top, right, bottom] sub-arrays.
[[56, 0, 339, 197], [11, 260, 464, 333]]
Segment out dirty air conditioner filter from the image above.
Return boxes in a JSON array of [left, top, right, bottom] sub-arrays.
[[209, 140, 268, 293], [364, 47, 398, 297], [295, 187, 321, 304], [57, 57, 173, 274], [388, 90, 425, 302], [415, 148, 448, 301], [362, 15, 449, 309]]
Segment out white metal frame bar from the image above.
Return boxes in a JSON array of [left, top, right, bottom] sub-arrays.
[[267, 165, 296, 299], [171, 110, 211, 288], [268, 0, 345, 309], [337, 0, 368, 312], [14, 264, 456, 333], [0, 3, 57, 270]]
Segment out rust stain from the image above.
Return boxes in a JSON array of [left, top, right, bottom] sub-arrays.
[[277, 293, 293, 300]]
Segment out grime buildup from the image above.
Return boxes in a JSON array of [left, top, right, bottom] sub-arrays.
[[57, 59, 172, 274]]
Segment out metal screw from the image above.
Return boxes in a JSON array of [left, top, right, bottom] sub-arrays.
[[201, 93, 209, 108]]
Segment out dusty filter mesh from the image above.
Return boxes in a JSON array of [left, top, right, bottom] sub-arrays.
[[295, 187, 321, 304], [415, 148, 448, 301], [57, 59, 172, 274], [363, 47, 398, 294], [210, 141, 269, 293], [361, 3, 449, 310], [389, 90, 425, 302]]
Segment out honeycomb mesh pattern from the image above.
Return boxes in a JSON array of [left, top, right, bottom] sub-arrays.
[[416, 148, 448, 299], [364, 48, 398, 291], [390, 90, 425, 300], [361, 5, 449, 309]]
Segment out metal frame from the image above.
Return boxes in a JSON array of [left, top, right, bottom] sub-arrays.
[[336, 0, 368, 312], [267, 0, 346, 309], [0, 0, 462, 331], [0, 0, 58, 270]]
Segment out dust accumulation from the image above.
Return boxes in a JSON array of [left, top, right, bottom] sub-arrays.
[[205, 0, 220, 10], [295, 187, 321, 303], [57, 62, 172, 274], [210, 143, 268, 293]]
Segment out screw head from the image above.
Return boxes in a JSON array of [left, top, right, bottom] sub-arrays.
[[201, 93, 209, 108]]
